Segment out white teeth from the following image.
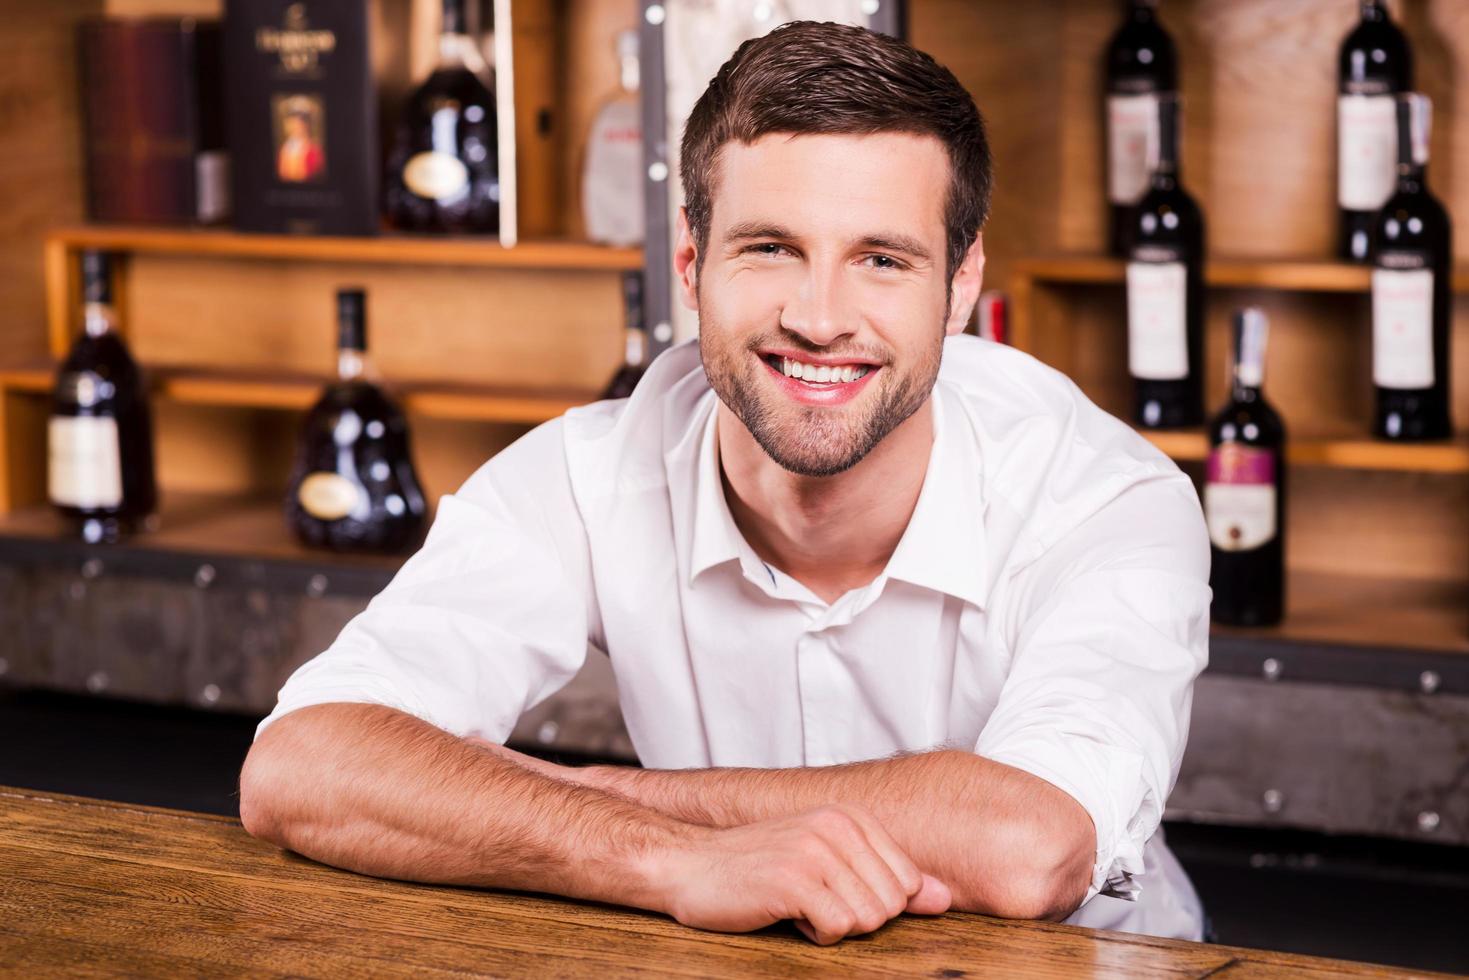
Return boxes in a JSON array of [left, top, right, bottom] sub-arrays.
[[774, 356, 873, 384]]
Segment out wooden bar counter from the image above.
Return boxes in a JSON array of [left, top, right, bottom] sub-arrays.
[[0, 786, 1448, 978]]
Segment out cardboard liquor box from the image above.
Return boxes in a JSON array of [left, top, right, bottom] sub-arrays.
[[223, 0, 378, 235], [77, 18, 228, 225]]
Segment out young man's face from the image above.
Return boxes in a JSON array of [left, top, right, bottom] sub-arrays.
[[679, 131, 976, 477]]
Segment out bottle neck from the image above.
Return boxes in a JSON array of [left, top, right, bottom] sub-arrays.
[[620, 54, 639, 93], [1232, 310, 1268, 399], [623, 326, 646, 368], [438, 31, 472, 68], [82, 301, 115, 338], [1153, 98, 1180, 186], [1395, 94, 1430, 191], [1126, 0, 1156, 22], [1360, 0, 1388, 22], [338, 348, 366, 381]]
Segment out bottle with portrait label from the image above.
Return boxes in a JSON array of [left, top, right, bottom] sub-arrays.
[[601, 272, 648, 399], [1125, 94, 1204, 429], [384, 0, 499, 234], [285, 289, 426, 553], [1370, 93, 1451, 441], [48, 250, 157, 543], [1207, 308, 1286, 627], [1104, 0, 1176, 256], [1337, 0, 1412, 262], [582, 29, 644, 247]]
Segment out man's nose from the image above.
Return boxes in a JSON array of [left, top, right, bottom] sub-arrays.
[[779, 265, 857, 347]]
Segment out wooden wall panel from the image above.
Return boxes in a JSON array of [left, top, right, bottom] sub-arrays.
[[120, 256, 624, 389]]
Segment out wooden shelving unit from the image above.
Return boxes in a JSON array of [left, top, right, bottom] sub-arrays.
[[1013, 254, 1469, 293], [1139, 427, 1469, 474]]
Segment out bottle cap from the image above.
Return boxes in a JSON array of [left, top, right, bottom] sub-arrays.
[[337, 288, 367, 352], [81, 250, 112, 305], [441, 0, 467, 36], [1396, 92, 1431, 168], [1234, 307, 1268, 389]]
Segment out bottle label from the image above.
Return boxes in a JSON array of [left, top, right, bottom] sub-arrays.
[[297, 472, 364, 521], [1126, 260, 1189, 381], [403, 151, 470, 202], [1372, 267, 1435, 389], [1338, 95, 1398, 210], [1205, 444, 1277, 552], [1108, 93, 1161, 205], [48, 415, 123, 509]]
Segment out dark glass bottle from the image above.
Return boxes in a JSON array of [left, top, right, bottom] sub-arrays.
[[1125, 94, 1204, 429], [48, 250, 157, 543], [601, 272, 647, 399], [383, 0, 499, 234], [1104, 0, 1177, 256], [1337, 0, 1413, 262], [285, 289, 427, 553], [1207, 308, 1286, 627], [1370, 93, 1451, 441]]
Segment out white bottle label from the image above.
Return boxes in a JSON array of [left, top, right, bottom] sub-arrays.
[[1372, 267, 1435, 389], [1108, 93, 1160, 206], [297, 471, 363, 521], [1205, 445, 1277, 551], [48, 415, 123, 509], [1126, 261, 1189, 381], [582, 98, 645, 246], [404, 151, 470, 202], [1338, 95, 1398, 210]]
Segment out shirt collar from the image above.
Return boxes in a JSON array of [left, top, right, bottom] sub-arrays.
[[685, 383, 989, 610]]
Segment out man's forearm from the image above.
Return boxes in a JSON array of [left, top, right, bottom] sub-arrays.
[[238, 703, 680, 911], [573, 749, 1094, 919]]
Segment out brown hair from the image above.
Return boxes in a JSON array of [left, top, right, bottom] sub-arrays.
[[680, 20, 992, 284]]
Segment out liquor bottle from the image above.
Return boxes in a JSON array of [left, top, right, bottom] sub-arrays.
[[1125, 94, 1204, 429], [601, 272, 647, 399], [1206, 308, 1286, 627], [582, 29, 644, 247], [383, 0, 499, 234], [285, 289, 427, 553], [1370, 93, 1451, 441], [48, 250, 157, 544], [1104, 0, 1176, 256], [1337, 0, 1412, 263]]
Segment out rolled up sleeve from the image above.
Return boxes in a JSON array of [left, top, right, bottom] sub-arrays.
[[256, 418, 595, 745], [975, 475, 1211, 903]]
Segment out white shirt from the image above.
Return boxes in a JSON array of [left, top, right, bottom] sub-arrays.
[[258, 335, 1212, 940]]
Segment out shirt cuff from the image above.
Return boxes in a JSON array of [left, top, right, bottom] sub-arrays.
[[979, 735, 1152, 904]]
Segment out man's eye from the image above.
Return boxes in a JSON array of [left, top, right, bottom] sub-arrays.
[[866, 254, 906, 271], [746, 243, 790, 257]]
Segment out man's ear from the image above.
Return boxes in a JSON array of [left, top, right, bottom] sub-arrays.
[[672, 207, 700, 313], [944, 233, 986, 336]]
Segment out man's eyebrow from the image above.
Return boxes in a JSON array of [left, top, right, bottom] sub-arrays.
[[720, 222, 934, 262]]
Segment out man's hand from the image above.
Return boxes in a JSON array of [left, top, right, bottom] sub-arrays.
[[655, 804, 952, 945]]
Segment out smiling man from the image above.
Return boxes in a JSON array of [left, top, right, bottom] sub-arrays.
[[240, 22, 1210, 944]]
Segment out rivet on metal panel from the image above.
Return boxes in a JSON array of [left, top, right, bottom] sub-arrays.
[[307, 574, 329, 598], [194, 564, 216, 589], [644, 4, 665, 26], [860, 0, 880, 14], [1417, 811, 1440, 833], [1419, 670, 1441, 695], [201, 684, 222, 705], [652, 322, 673, 343], [86, 671, 109, 693], [1261, 789, 1284, 814], [537, 720, 560, 745], [80, 558, 104, 580], [1261, 657, 1282, 681], [647, 161, 669, 182]]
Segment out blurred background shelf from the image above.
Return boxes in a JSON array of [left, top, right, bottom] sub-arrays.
[[46, 225, 644, 272], [1139, 427, 1469, 474], [1014, 254, 1469, 292]]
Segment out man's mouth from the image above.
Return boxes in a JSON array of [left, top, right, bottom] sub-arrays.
[[761, 354, 875, 387]]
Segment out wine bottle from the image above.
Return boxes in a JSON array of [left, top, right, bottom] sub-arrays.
[[1125, 94, 1204, 429], [1337, 0, 1412, 263], [48, 250, 157, 543], [601, 272, 647, 400], [582, 28, 645, 247], [1104, 0, 1177, 256], [1370, 93, 1451, 440], [285, 289, 426, 553], [1207, 308, 1286, 627], [383, 0, 500, 234]]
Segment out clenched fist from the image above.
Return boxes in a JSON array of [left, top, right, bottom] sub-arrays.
[[653, 803, 952, 944]]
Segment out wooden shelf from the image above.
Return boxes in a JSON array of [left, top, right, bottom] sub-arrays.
[[1015, 254, 1469, 293], [1216, 570, 1469, 657], [0, 362, 597, 427], [1137, 428, 1469, 474], [47, 225, 644, 273]]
